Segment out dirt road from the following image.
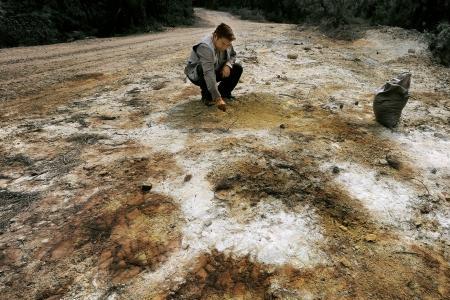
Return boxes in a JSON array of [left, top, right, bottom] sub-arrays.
[[1, 8, 449, 299]]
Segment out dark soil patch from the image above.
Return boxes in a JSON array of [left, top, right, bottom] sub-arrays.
[[0, 189, 40, 232]]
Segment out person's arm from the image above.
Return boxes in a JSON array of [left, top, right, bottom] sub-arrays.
[[196, 44, 221, 101]]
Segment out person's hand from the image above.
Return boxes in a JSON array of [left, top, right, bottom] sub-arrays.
[[215, 97, 226, 112], [221, 65, 231, 78]]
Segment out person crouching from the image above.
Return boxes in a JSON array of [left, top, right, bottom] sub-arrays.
[[184, 23, 243, 112]]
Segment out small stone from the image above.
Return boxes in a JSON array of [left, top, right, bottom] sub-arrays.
[[332, 166, 340, 174], [414, 219, 422, 227], [127, 88, 140, 94], [141, 182, 152, 192], [379, 159, 388, 165], [279, 123, 287, 129], [303, 46, 311, 51], [420, 205, 431, 214], [386, 155, 401, 170], [338, 225, 348, 231], [431, 168, 437, 174], [408, 48, 416, 54], [354, 101, 359, 106], [196, 268, 208, 281], [339, 258, 352, 268], [364, 234, 377, 242], [339, 103, 344, 109], [204, 220, 212, 227], [265, 81, 271, 85], [287, 53, 298, 59], [184, 174, 192, 182]]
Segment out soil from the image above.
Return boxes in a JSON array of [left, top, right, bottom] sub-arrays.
[[0, 8, 449, 300]]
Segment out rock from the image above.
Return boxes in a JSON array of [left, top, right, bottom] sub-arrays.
[[364, 234, 377, 242], [141, 182, 152, 192], [339, 103, 344, 109], [303, 46, 311, 51], [127, 88, 140, 94], [338, 225, 348, 231], [184, 174, 192, 182], [420, 205, 432, 214], [339, 258, 352, 268], [214, 179, 233, 191], [332, 166, 340, 174], [433, 132, 447, 139], [354, 101, 359, 106], [386, 155, 401, 170], [279, 123, 287, 129], [196, 268, 208, 281], [378, 158, 388, 165], [265, 81, 271, 85], [204, 220, 212, 227], [414, 219, 422, 227], [408, 48, 416, 54], [98, 115, 117, 120], [431, 168, 437, 174], [287, 53, 298, 59]]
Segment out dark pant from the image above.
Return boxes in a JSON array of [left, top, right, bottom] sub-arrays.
[[189, 63, 243, 101]]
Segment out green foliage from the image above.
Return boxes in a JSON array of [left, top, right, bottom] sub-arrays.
[[0, 0, 194, 47], [429, 23, 450, 66], [195, 0, 450, 65]]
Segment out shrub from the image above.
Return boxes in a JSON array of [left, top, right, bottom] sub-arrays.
[[428, 23, 450, 66]]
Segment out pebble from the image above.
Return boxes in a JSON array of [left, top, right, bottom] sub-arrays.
[[364, 234, 377, 242], [184, 174, 192, 182], [141, 182, 152, 192]]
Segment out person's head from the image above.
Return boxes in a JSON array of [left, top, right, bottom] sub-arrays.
[[213, 23, 235, 51]]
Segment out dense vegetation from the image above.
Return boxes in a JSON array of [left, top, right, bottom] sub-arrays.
[[1, 0, 449, 65], [0, 0, 194, 47], [197, 0, 450, 65]]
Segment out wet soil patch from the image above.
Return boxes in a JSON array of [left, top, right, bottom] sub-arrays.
[[207, 143, 375, 230], [0, 145, 183, 299], [166, 93, 301, 131]]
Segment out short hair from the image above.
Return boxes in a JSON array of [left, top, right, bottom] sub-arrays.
[[214, 23, 235, 41]]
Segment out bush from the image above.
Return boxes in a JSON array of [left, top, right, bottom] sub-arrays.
[[429, 23, 450, 66], [0, 0, 194, 48]]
